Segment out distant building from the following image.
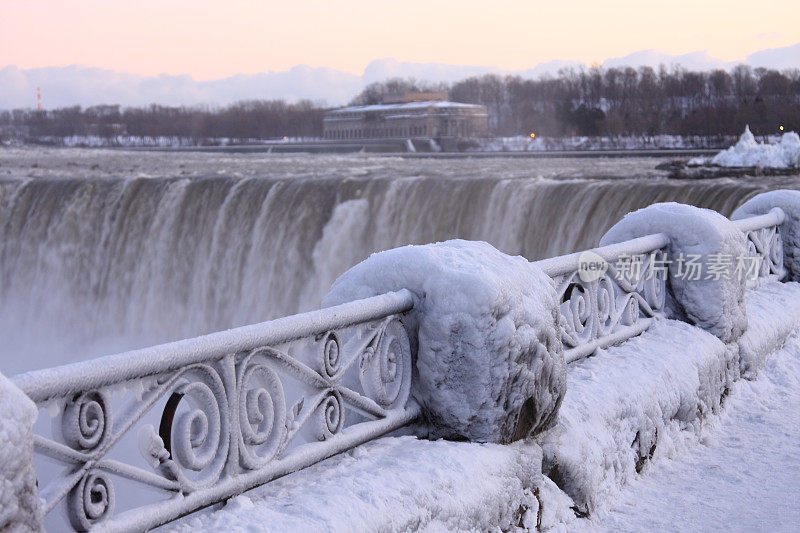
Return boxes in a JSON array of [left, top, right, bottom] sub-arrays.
[[323, 92, 488, 141]]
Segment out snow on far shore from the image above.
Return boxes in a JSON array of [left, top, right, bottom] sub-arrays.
[[471, 134, 739, 152], [691, 126, 800, 168], [0, 135, 319, 148], [1, 133, 748, 151]]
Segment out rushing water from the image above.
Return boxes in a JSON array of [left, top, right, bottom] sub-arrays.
[[2, 147, 799, 375]]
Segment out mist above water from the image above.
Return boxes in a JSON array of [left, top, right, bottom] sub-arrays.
[[1, 148, 796, 374]]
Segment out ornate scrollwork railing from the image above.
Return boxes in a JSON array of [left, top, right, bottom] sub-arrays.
[[536, 234, 670, 363], [732, 207, 787, 287], [535, 207, 789, 363], [12, 290, 418, 532]]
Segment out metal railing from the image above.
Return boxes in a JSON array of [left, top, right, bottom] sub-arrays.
[[536, 234, 670, 363], [537, 207, 788, 364], [12, 290, 417, 532], [732, 207, 787, 286]]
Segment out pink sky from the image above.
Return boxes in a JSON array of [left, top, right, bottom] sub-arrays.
[[2, 0, 799, 80]]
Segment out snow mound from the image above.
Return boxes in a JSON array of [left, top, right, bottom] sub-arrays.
[[601, 202, 748, 347], [323, 239, 566, 443], [698, 126, 800, 168], [541, 318, 731, 514], [164, 436, 544, 533], [0, 372, 42, 531]]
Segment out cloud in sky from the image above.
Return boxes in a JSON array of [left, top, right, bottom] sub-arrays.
[[1, 44, 798, 110], [2, 1, 799, 79]]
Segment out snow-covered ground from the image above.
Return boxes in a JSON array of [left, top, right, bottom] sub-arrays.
[[690, 126, 800, 168], [574, 332, 800, 532]]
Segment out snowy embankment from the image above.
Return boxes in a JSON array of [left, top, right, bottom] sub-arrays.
[[690, 126, 800, 168], [573, 332, 800, 532], [470, 134, 738, 152], [541, 319, 732, 516], [541, 279, 800, 529]]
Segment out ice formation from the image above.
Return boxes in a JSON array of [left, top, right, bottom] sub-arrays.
[[0, 372, 42, 531], [695, 126, 800, 168], [163, 279, 800, 532], [601, 202, 748, 346], [324, 239, 566, 443]]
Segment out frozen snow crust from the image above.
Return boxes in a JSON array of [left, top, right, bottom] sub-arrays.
[[324, 239, 566, 443], [0, 372, 42, 532], [733, 189, 800, 281], [601, 202, 748, 346], [165, 436, 544, 533], [540, 318, 731, 514], [558, 332, 800, 532]]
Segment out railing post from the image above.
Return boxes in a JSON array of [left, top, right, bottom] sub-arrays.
[[0, 372, 43, 532], [732, 189, 800, 281], [323, 240, 567, 444]]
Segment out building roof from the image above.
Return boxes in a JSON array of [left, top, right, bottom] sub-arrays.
[[326, 100, 485, 115]]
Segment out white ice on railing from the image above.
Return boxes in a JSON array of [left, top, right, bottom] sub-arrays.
[[731, 207, 787, 287], [324, 239, 566, 443], [536, 235, 669, 363], [538, 206, 786, 363], [13, 291, 417, 532]]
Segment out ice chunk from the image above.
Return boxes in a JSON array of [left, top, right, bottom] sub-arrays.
[[324, 239, 566, 443], [709, 126, 800, 168], [601, 202, 748, 347]]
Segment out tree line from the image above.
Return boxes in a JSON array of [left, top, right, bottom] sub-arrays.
[[2, 65, 799, 141], [0, 100, 324, 141], [357, 65, 800, 137]]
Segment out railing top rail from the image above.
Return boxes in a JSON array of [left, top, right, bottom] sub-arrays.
[[732, 207, 786, 233], [535, 232, 670, 278], [12, 289, 414, 404]]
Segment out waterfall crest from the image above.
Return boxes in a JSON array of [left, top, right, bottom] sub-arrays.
[[0, 156, 780, 374]]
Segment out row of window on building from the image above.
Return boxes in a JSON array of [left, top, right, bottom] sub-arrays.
[[325, 125, 430, 140]]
